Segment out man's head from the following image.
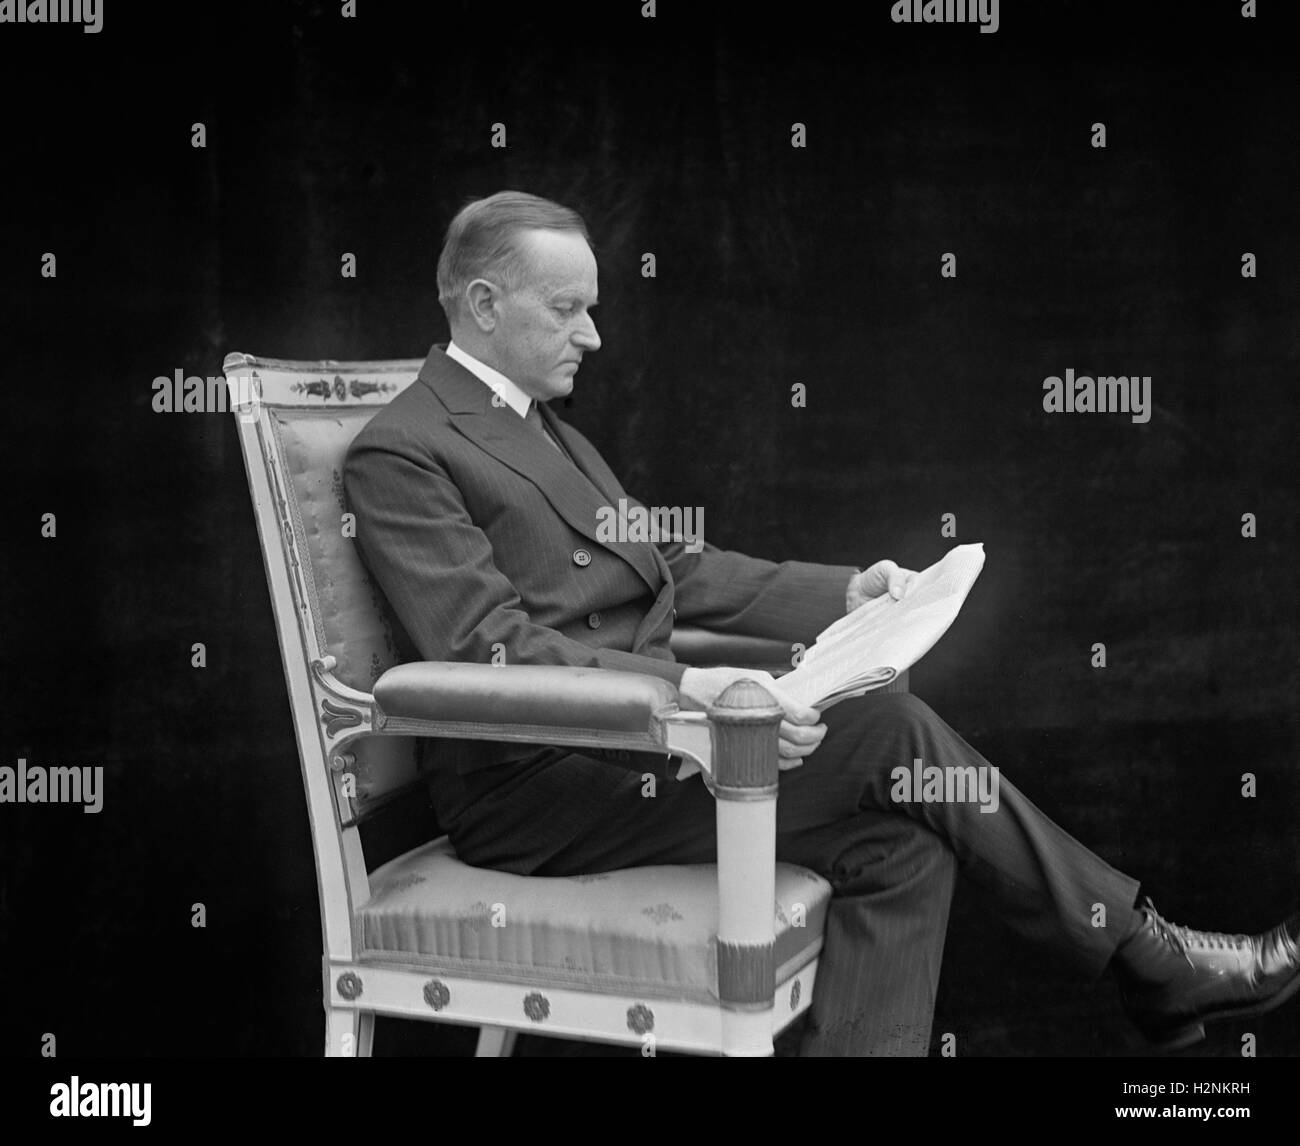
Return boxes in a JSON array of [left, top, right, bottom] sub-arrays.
[[437, 191, 601, 402]]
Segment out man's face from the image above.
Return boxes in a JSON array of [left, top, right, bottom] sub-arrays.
[[489, 229, 601, 402]]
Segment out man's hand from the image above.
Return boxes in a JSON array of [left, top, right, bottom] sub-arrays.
[[846, 559, 917, 613], [677, 666, 825, 770]]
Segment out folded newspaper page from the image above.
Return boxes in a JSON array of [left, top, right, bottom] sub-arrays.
[[672, 543, 985, 781], [779, 542, 985, 708]]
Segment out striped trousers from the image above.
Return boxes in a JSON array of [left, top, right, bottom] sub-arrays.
[[427, 690, 1142, 1056]]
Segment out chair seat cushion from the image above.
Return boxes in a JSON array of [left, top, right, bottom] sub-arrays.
[[357, 838, 832, 1003]]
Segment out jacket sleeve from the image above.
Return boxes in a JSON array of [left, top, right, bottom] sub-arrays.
[[344, 436, 690, 688], [658, 537, 857, 647]]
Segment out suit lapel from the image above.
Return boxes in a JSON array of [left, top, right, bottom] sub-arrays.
[[535, 402, 619, 501], [538, 401, 680, 640], [419, 346, 664, 594]]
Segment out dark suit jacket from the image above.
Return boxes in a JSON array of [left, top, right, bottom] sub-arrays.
[[343, 344, 857, 773]]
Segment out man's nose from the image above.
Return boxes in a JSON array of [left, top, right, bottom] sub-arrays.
[[573, 312, 600, 352]]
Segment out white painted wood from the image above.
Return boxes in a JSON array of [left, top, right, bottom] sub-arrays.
[[721, 1007, 777, 1057], [716, 799, 778, 950], [224, 353, 423, 409], [662, 711, 712, 777], [321, 960, 819, 1056], [325, 1008, 374, 1057], [474, 1026, 518, 1057], [227, 373, 357, 967]]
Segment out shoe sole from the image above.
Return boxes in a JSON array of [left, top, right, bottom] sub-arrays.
[[1143, 969, 1300, 1052]]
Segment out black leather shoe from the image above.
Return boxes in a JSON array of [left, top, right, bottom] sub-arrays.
[[1112, 898, 1300, 1050]]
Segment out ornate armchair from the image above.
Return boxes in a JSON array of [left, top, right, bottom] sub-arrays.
[[224, 352, 900, 1058]]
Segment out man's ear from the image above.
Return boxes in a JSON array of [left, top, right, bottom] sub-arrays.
[[465, 279, 499, 332]]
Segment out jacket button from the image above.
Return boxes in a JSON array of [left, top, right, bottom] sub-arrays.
[[573, 549, 592, 567], [587, 612, 602, 629]]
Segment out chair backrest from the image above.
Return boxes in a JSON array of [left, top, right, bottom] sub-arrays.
[[224, 353, 428, 829]]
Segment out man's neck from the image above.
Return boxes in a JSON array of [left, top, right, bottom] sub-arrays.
[[445, 339, 533, 418], [447, 330, 504, 375]]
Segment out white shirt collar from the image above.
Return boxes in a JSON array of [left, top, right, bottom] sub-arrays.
[[445, 340, 533, 418]]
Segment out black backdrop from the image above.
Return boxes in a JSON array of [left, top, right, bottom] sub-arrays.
[[1, 0, 1296, 1058]]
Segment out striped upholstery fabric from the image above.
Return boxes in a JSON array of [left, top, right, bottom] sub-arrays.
[[269, 406, 421, 813], [358, 837, 833, 1002], [270, 408, 407, 691]]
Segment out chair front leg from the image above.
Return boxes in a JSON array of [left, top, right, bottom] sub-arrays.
[[474, 1026, 519, 1057], [709, 680, 784, 1057], [325, 1008, 374, 1057]]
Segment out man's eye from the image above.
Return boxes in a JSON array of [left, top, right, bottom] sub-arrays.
[[553, 304, 574, 317]]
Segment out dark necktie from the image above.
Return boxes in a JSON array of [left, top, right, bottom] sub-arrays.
[[525, 401, 568, 458]]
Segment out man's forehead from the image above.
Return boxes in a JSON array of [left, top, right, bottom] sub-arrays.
[[519, 228, 597, 292]]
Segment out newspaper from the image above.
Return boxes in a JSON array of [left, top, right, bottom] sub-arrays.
[[778, 542, 985, 709], [672, 543, 985, 781]]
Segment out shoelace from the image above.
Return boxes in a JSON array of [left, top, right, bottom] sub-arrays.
[[1139, 897, 1251, 968]]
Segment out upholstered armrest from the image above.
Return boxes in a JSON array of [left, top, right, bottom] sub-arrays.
[[670, 625, 795, 670], [372, 661, 679, 733]]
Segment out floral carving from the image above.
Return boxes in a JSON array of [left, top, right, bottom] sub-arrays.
[[336, 972, 363, 1001], [523, 992, 550, 1022], [626, 1004, 655, 1035], [291, 379, 334, 400], [790, 980, 802, 1010], [423, 980, 451, 1012], [289, 375, 397, 401]]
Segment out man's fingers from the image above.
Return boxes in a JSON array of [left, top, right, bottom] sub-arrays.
[[779, 719, 826, 745], [865, 559, 899, 596], [888, 567, 918, 600], [861, 559, 919, 601], [778, 720, 827, 763]]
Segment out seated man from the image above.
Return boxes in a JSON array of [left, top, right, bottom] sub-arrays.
[[343, 190, 1300, 1056]]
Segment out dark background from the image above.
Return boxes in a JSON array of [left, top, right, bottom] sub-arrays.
[[1, 0, 1296, 1058]]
